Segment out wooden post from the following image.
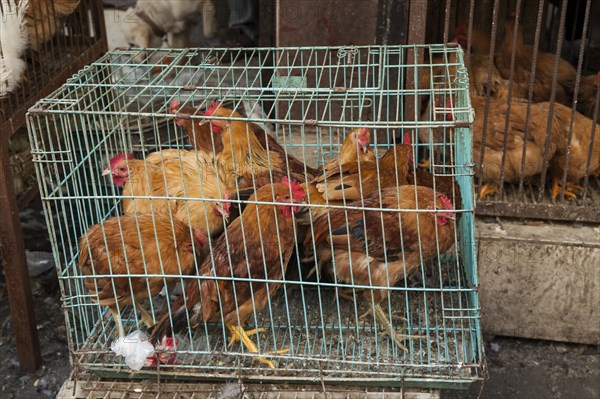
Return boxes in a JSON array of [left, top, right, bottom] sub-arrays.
[[0, 133, 41, 372]]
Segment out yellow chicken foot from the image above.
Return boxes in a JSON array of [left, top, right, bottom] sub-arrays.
[[418, 158, 431, 169], [108, 305, 125, 338], [551, 178, 583, 200], [478, 183, 499, 200], [371, 303, 426, 352], [226, 325, 287, 368], [227, 327, 265, 347], [134, 302, 155, 329]]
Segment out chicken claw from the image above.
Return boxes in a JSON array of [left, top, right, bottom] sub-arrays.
[[134, 302, 155, 329], [226, 325, 286, 368], [227, 327, 265, 348], [551, 178, 583, 200], [371, 304, 426, 352], [478, 183, 499, 200]]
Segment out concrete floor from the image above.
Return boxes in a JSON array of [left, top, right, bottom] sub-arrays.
[[446, 338, 599, 398]]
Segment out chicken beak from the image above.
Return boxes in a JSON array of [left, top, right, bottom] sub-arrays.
[[101, 168, 112, 176], [215, 203, 229, 222], [360, 144, 368, 153]]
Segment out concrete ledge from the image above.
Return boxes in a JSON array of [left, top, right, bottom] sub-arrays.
[[57, 378, 441, 399], [477, 219, 600, 345]]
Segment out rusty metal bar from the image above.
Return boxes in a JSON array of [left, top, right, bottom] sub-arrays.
[[537, 0, 568, 202], [442, 0, 452, 44], [517, 0, 546, 197], [476, 0, 501, 191], [0, 134, 42, 372], [563, 0, 593, 202], [497, 0, 523, 199], [403, 0, 428, 126]]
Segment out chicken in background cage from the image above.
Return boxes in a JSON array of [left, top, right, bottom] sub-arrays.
[[426, 0, 600, 222], [27, 45, 481, 388]]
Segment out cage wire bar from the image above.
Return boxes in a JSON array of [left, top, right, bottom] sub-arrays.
[[27, 45, 481, 389], [426, 0, 600, 222]]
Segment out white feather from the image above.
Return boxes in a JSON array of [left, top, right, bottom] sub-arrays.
[[0, 0, 29, 97]]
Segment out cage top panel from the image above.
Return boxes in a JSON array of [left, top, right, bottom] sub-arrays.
[[27, 45, 473, 128]]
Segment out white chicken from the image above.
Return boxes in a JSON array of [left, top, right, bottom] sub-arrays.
[[0, 0, 29, 97]]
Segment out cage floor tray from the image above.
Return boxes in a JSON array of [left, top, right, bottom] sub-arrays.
[[77, 283, 480, 386]]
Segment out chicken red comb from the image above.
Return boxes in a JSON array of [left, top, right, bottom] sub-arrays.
[[203, 101, 223, 116], [109, 152, 134, 166], [403, 132, 411, 145], [437, 192, 455, 210], [281, 176, 306, 202], [169, 99, 180, 114], [356, 128, 370, 144]]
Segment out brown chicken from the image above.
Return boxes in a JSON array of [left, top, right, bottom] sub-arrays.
[[453, 22, 491, 56], [103, 152, 169, 216], [407, 168, 462, 220], [155, 152, 236, 237], [314, 143, 411, 202], [548, 104, 600, 199], [170, 100, 221, 156], [495, 16, 575, 105], [103, 150, 234, 236], [578, 72, 600, 122], [172, 100, 319, 185], [300, 127, 377, 219], [323, 128, 376, 171], [78, 214, 206, 337], [452, 23, 526, 100], [472, 95, 566, 198], [150, 178, 306, 368], [202, 102, 319, 185], [26, 0, 80, 51], [305, 185, 456, 351]]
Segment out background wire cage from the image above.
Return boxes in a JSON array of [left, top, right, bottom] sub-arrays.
[[1, 0, 106, 136], [423, 0, 600, 223], [27, 45, 481, 388]]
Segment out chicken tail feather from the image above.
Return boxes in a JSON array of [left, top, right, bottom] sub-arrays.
[[149, 298, 189, 344]]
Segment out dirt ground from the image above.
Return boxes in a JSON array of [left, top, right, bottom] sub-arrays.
[[0, 200, 598, 399]]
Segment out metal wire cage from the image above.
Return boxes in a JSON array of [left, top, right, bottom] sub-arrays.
[[1, 0, 106, 137], [27, 45, 481, 388], [426, 0, 600, 223]]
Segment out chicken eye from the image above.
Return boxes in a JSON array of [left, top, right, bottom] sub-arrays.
[[119, 167, 127, 172]]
